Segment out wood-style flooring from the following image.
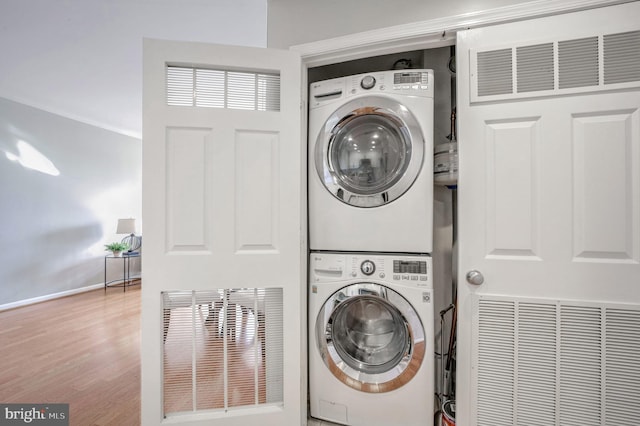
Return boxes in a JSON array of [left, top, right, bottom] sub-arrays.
[[0, 285, 141, 426], [0, 286, 343, 426]]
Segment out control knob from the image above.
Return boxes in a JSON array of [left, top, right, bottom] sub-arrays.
[[360, 75, 376, 90], [360, 260, 375, 276]]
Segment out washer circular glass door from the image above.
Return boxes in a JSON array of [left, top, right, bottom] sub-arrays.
[[315, 283, 425, 393], [315, 96, 425, 208]]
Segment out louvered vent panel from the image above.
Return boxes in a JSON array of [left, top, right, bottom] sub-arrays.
[[227, 71, 258, 110], [476, 297, 640, 425], [516, 302, 557, 425], [558, 37, 599, 89], [162, 290, 194, 413], [603, 30, 640, 84], [257, 74, 281, 112], [516, 43, 555, 93], [166, 66, 280, 111], [162, 288, 283, 417], [473, 31, 640, 102], [477, 299, 515, 426], [559, 305, 602, 426], [263, 288, 285, 403], [195, 69, 225, 108], [167, 67, 194, 106], [477, 49, 513, 97], [604, 308, 640, 425]]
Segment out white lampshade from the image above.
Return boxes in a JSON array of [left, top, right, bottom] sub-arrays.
[[116, 218, 136, 235]]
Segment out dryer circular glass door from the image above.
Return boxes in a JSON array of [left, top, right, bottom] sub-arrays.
[[315, 283, 425, 393], [314, 96, 425, 208]]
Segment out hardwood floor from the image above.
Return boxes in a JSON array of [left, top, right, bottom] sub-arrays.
[[1, 285, 314, 425], [0, 285, 141, 426]]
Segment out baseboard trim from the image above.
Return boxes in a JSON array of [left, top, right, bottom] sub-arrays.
[[0, 283, 105, 312]]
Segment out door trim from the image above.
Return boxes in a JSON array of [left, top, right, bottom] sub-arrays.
[[292, 0, 627, 67]]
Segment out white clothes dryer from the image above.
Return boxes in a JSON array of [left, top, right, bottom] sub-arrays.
[[308, 70, 434, 253], [308, 251, 434, 426]]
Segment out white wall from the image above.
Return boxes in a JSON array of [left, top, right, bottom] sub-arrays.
[[0, 0, 268, 138], [0, 97, 141, 306], [267, 0, 535, 48], [0, 0, 269, 307]]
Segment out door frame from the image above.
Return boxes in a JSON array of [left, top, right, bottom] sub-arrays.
[[291, 0, 626, 67], [293, 0, 627, 422]]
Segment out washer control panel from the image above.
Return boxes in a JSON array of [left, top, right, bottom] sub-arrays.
[[310, 252, 432, 288]]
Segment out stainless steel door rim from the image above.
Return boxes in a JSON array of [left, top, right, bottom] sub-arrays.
[[315, 282, 426, 393], [314, 96, 425, 208]]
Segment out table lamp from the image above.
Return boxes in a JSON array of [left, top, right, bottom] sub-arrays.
[[116, 218, 140, 252]]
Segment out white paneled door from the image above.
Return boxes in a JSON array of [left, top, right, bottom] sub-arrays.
[[141, 39, 305, 426], [457, 3, 640, 426]]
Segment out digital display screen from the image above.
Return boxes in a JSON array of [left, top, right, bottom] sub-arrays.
[[393, 260, 427, 274], [393, 72, 427, 85]]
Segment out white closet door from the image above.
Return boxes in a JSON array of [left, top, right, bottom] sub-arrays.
[[141, 39, 305, 426], [457, 3, 640, 426]]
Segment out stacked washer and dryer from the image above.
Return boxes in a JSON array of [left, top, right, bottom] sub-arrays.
[[308, 70, 436, 426]]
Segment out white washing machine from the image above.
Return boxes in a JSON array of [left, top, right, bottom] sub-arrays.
[[308, 251, 434, 426], [308, 70, 434, 253]]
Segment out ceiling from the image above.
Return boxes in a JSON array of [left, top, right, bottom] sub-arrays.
[[0, 0, 267, 139]]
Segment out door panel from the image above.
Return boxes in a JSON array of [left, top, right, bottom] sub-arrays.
[[165, 126, 212, 252], [457, 3, 640, 426], [142, 39, 304, 426], [235, 130, 280, 253], [572, 110, 638, 262], [485, 117, 540, 259]]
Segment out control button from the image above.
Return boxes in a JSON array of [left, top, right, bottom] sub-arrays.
[[360, 75, 376, 90], [351, 272, 357, 277], [361, 260, 375, 276], [402, 274, 410, 280], [393, 274, 401, 280], [420, 276, 428, 281], [379, 272, 386, 279], [410, 276, 419, 281]]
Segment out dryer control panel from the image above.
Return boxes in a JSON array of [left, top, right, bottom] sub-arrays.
[[347, 70, 433, 98], [309, 69, 434, 109], [310, 252, 432, 289]]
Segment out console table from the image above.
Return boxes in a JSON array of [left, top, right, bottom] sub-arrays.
[[104, 252, 140, 292]]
